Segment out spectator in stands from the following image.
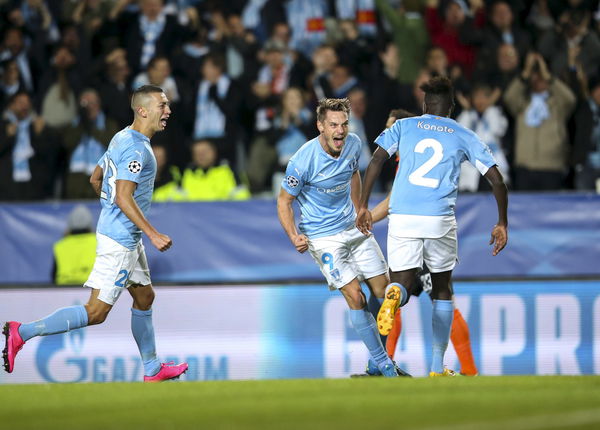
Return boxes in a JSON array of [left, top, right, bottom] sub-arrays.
[[247, 86, 314, 194], [0, 91, 58, 201], [347, 87, 373, 174], [474, 42, 521, 92], [62, 89, 119, 200], [457, 84, 510, 191], [538, 8, 600, 82], [111, 0, 184, 75], [0, 26, 40, 94], [39, 45, 82, 129], [573, 76, 600, 191], [132, 55, 181, 104], [425, 0, 486, 78], [0, 59, 26, 111], [152, 142, 184, 201], [335, 0, 378, 38], [285, 0, 329, 58], [310, 44, 339, 101], [335, 19, 375, 82], [171, 27, 212, 84], [476, 1, 531, 74], [189, 52, 242, 168], [52, 205, 96, 285], [209, 11, 260, 82], [375, 0, 429, 84], [180, 139, 250, 201], [504, 53, 576, 190], [250, 39, 291, 134], [97, 48, 132, 129]]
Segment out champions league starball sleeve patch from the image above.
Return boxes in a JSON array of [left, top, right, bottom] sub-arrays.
[[286, 175, 299, 188], [128, 160, 142, 173]]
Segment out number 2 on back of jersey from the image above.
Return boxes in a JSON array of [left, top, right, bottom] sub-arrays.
[[408, 138, 443, 188]]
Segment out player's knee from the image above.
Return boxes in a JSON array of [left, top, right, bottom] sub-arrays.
[[86, 306, 109, 325], [135, 288, 155, 310]]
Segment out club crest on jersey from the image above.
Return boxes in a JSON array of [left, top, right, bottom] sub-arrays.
[[286, 175, 299, 188], [128, 160, 142, 173]]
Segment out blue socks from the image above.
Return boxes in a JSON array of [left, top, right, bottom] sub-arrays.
[[349, 308, 391, 368], [367, 295, 386, 345], [131, 308, 161, 377], [431, 299, 454, 373], [18, 305, 88, 342]]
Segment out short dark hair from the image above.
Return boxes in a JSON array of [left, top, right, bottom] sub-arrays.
[[420, 76, 454, 114], [130, 85, 163, 110], [316, 98, 350, 123]]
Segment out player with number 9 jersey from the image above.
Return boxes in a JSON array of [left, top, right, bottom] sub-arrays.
[[97, 127, 157, 250]]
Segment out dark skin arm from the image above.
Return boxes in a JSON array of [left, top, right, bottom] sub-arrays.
[[90, 164, 103, 197], [115, 179, 172, 252], [483, 165, 508, 256], [356, 146, 390, 234]]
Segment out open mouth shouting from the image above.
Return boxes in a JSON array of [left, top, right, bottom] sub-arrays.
[[160, 116, 169, 129], [332, 136, 345, 149]]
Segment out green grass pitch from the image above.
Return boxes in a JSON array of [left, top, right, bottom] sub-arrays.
[[1, 376, 600, 429]]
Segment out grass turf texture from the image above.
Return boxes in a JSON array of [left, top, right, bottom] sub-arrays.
[[1, 376, 600, 430]]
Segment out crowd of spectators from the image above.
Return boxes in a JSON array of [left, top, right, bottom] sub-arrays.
[[1, 0, 600, 202]]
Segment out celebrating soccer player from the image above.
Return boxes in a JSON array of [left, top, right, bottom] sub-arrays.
[[3, 85, 188, 382], [277, 98, 409, 377], [356, 77, 508, 377]]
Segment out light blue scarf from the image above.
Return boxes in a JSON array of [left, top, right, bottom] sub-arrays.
[[139, 13, 166, 68], [525, 91, 550, 127], [5, 111, 34, 182], [194, 76, 230, 139], [69, 112, 107, 175]]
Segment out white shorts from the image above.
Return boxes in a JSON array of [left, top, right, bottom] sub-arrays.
[[84, 233, 151, 305], [387, 224, 458, 273], [308, 226, 388, 290]]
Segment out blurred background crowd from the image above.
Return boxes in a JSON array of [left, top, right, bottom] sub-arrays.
[[1, 0, 600, 203]]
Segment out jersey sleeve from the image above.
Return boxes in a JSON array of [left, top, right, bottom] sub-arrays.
[[374, 120, 400, 156], [115, 144, 146, 183], [464, 132, 497, 175], [281, 157, 306, 197]]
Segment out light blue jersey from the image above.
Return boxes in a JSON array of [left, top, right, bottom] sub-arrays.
[[96, 127, 157, 249], [281, 133, 362, 238], [376, 114, 496, 216]]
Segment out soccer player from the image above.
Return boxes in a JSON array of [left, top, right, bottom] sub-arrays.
[[356, 77, 508, 377], [2, 85, 188, 382], [277, 98, 408, 377]]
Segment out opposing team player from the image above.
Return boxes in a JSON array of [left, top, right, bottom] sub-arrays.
[[356, 77, 508, 377], [277, 98, 409, 377], [3, 85, 188, 382]]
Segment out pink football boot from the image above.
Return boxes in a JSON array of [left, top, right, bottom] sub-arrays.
[[3, 322, 25, 373], [143, 362, 189, 382]]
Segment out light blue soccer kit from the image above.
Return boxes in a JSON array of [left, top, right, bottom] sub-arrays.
[[86, 127, 157, 305], [281, 133, 395, 375], [376, 114, 497, 374], [375, 114, 497, 272], [281, 133, 387, 289], [19, 127, 163, 376]]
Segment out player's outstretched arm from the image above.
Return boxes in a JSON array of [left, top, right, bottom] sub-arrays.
[[371, 193, 391, 224], [90, 164, 104, 197], [115, 179, 172, 252], [356, 147, 389, 235], [484, 166, 508, 256], [277, 188, 308, 253]]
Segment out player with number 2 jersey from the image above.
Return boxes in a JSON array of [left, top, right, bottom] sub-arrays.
[[357, 77, 508, 377]]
